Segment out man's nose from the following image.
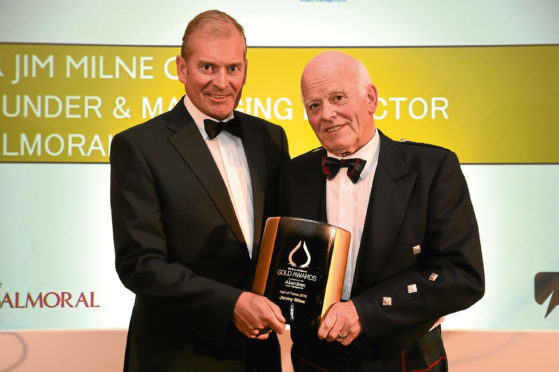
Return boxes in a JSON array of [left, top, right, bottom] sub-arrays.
[[321, 102, 337, 121], [213, 69, 227, 89]]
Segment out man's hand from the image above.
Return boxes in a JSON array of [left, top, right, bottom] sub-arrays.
[[318, 300, 362, 346], [233, 292, 286, 340]]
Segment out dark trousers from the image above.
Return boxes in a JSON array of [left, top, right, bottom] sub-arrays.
[[291, 326, 448, 372]]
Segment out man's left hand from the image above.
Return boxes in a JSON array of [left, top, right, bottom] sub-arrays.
[[317, 300, 362, 346]]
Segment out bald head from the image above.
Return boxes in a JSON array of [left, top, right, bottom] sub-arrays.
[[301, 51, 372, 99], [300, 51, 378, 156]]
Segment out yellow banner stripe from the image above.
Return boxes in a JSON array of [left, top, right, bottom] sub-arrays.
[[1, 44, 557, 163]]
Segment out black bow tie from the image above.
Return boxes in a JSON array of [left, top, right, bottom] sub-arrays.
[[321, 156, 366, 184], [204, 117, 242, 139]]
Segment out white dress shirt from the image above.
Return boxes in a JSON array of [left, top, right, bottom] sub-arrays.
[[183, 95, 255, 258], [326, 129, 380, 300]]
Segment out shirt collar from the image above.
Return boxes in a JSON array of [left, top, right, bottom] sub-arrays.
[[326, 128, 380, 181], [183, 95, 235, 140]]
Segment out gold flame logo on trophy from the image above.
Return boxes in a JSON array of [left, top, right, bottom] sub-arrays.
[[288, 241, 311, 269], [253, 217, 350, 327]]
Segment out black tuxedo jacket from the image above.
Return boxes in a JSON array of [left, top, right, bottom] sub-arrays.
[[110, 98, 289, 371], [281, 131, 484, 371]]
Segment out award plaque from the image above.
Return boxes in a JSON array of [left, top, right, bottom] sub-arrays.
[[253, 217, 350, 328]]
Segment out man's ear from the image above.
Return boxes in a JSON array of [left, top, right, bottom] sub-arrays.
[[367, 83, 378, 115], [176, 55, 187, 85]]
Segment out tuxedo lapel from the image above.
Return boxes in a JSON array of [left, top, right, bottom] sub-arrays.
[[352, 132, 417, 292], [167, 102, 245, 243], [240, 117, 266, 249]]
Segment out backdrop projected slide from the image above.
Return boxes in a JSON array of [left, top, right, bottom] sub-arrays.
[[1, 0, 558, 333]]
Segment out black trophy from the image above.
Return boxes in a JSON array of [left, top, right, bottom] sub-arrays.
[[253, 217, 350, 328]]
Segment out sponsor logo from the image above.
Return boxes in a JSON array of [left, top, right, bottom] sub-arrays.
[[0, 290, 100, 309]]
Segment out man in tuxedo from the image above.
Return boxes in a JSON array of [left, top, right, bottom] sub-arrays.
[[282, 51, 484, 371], [110, 10, 289, 372]]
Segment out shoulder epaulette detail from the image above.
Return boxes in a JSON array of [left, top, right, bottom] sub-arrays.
[[302, 146, 325, 155], [399, 140, 449, 152]]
